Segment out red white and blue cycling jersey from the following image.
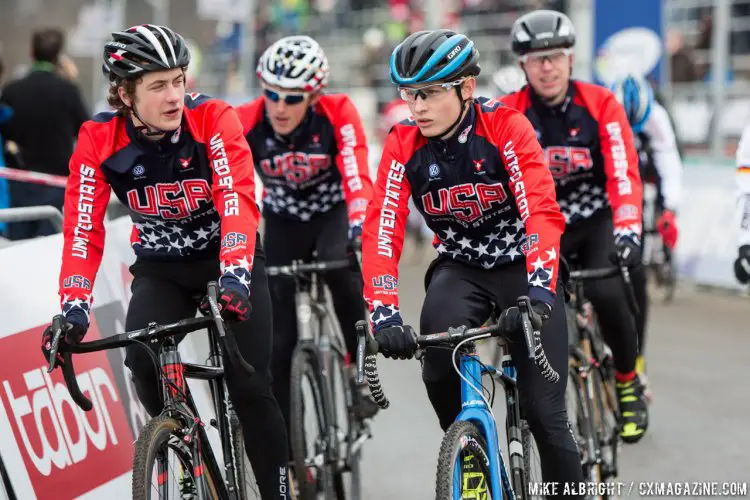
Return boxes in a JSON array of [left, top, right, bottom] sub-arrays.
[[362, 98, 566, 326], [499, 81, 643, 244], [59, 93, 259, 321], [235, 94, 373, 226]]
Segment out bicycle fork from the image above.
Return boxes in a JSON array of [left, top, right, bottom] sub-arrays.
[[159, 343, 212, 500]]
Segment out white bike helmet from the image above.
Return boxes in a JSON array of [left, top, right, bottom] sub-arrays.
[[256, 36, 330, 92]]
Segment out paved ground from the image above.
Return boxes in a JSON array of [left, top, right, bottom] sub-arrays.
[[359, 243, 750, 499]]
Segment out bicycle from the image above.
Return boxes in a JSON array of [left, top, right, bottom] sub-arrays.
[[642, 180, 676, 303], [564, 256, 640, 496], [46, 282, 261, 499], [267, 254, 370, 500], [356, 296, 561, 500]]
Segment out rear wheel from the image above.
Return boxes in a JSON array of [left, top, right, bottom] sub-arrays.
[[435, 420, 494, 500], [290, 345, 334, 500], [132, 415, 219, 499]]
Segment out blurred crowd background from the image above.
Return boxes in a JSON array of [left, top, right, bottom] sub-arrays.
[[0, 0, 749, 183]]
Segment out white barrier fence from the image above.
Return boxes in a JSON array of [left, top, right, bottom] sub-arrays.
[[676, 161, 747, 292], [0, 217, 225, 499]]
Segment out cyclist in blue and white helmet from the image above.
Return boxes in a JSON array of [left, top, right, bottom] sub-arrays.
[[609, 72, 684, 394], [389, 29, 481, 139], [608, 73, 654, 134]]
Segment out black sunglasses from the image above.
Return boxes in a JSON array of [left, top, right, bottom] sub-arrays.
[[263, 88, 307, 105]]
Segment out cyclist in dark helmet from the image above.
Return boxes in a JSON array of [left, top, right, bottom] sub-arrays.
[[501, 10, 649, 443], [361, 29, 585, 494], [41, 24, 289, 499]]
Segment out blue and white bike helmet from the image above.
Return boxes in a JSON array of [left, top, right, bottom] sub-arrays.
[[389, 29, 480, 85], [608, 74, 654, 133]]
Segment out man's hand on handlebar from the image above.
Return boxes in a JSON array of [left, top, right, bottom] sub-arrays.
[[498, 299, 551, 335], [374, 324, 418, 360], [200, 282, 251, 323], [613, 234, 641, 268], [41, 319, 86, 369]]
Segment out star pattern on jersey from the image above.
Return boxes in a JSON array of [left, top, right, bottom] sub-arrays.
[[435, 218, 526, 270], [263, 181, 344, 222], [61, 294, 92, 321], [557, 182, 607, 224], [369, 301, 402, 331], [614, 223, 643, 246], [220, 256, 253, 294], [132, 218, 221, 256], [527, 247, 557, 291]]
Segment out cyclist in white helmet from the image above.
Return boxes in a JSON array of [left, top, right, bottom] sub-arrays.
[[235, 36, 378, 437], [609, 73, 684, 387]]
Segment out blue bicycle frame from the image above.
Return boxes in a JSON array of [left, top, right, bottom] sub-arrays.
[[452, 340, 528, 500]]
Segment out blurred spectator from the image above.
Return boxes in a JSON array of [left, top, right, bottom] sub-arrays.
[[0, 28, 89, 240], [667, 29, 698, 83]]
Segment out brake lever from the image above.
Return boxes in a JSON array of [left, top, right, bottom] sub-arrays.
[[516, 296, 536, 360], [355, 320, 378, 384], [47, 315, 67, 373], [205, 281, 255, 376]]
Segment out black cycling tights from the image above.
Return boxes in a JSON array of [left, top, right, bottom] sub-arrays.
[[263, 205, 366, 437], [561, 212, 646, 374], [420, 258, 584, 496], [123, 237, 288, 500]]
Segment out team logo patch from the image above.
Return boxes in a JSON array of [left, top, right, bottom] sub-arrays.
[[458, 125, 472, 144], [614, 204, 639, 222], [179, 157, 192, 168], [520, 233, 539, 256], [372, 274, 398, 291], [473, 158, 485, 172], [221, 232, 248, 249]]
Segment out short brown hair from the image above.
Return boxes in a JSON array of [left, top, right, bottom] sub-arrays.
[[32, 28, 65, 64], [107, 76, 139, 115]]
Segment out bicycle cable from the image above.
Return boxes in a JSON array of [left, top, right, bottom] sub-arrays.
[[131, 338, 192, 405], [451, 334, 496, 420]]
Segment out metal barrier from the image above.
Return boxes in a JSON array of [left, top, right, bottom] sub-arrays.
[[0, 206, 64, 231]]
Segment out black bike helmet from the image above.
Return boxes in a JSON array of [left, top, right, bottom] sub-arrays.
[[390, 29, 480, 85], [103, 24, 190, 80], [510, 10, 575, 56]]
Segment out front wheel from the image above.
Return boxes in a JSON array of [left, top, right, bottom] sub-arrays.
[[290, 345, 334, 500], [132, 415, 219, 499], [229, 415, 263, 499], [435, 420, 494, 500]]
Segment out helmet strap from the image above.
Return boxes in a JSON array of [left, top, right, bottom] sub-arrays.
[[129, 102, 168, 138], [436, 87, 468, 140]]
